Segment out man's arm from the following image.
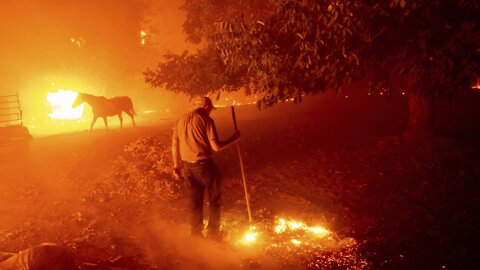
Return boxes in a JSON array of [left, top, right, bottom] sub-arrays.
[[171, 125, 182, 179], [206, 117, 240, 152], [172, 126, 180, 168], [210, 131, 240, 152]]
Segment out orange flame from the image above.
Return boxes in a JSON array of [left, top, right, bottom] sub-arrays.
[[46, 90, 84, 120]]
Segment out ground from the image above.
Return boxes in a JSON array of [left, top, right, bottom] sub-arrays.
[[0, 95, 479, 269]]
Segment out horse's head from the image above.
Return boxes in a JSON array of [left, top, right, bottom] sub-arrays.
[[72, 93, 84, 108]]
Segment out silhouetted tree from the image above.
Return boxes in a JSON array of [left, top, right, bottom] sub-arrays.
[[144, 45, 244, 95], [145, 0, 359, 99], [145, 0, 480, 137], [144, 0, 273, 96], [361, 0, 480, 137]]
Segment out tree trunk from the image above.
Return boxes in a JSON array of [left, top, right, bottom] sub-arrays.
[[406, 92, 435, 139]]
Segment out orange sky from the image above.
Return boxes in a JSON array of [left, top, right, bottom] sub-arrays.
[[0, 0, 190, 92]]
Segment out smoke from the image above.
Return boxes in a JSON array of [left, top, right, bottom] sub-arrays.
[[128, 213, 282, 270], [141, 218, 239, 269]]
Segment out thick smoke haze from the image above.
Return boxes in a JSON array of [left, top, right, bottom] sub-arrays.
[[0, 0, 193, 135]]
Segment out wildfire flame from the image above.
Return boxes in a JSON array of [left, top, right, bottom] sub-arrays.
[[47, 90, 84, 120]]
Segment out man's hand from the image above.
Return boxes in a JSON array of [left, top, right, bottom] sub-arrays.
[[173, 167, 183, 180]]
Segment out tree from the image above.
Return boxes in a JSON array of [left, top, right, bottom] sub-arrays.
[[145, 0, 274, 97], [361, 0, 480, 137], [211, 0, 363, 107], [144, 45, 245, 96], [181, 0, 274, 44], [146, 0, 361, 101], [145, 0, 480, 137]]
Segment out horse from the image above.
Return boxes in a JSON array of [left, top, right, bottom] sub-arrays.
[[72, 92, 136, 131]]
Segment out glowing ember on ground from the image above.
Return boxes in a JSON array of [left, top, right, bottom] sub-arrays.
[[274, 218, 330, 237], [309, 226, 329, 236], [244, 231, 258, 242], [264, 217, 368, 268], [230, 216, 367, 268], [47, 90, 84, 120], [291, 239, 302, 245], [237, 218, 330, 247], [240, 226, 259, 244]]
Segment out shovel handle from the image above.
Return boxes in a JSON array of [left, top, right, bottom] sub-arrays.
[[231, 106, 238, 131], [230, 105, 252, 225]]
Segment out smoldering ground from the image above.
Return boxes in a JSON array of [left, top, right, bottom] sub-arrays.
[[129, 216, 282, 270]]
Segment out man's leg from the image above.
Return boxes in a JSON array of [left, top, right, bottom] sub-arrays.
[[206, 163, 222, 236], [184, 168, 205, 236]]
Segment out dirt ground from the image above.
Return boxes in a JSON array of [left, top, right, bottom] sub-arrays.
[[1, 95, 479, 269]]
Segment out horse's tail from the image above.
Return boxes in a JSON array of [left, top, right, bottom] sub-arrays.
[[128, 97, 136, 115]]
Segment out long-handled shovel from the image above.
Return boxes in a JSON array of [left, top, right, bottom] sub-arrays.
[[231, 106, 253, 226]]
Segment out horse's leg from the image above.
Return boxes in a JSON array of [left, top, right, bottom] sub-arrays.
[[90, 116, 98, 131], [126, 111, 136, 127], [118, 114, 123, 128], [103, 117, 109, 130]]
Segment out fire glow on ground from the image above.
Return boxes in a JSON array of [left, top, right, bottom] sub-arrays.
[[232, 217, 368, 269]]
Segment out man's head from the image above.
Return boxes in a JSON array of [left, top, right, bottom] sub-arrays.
[[195, 96, 217, 114]]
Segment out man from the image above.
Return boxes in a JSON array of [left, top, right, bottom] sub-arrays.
[[172, 97, 240, 239]]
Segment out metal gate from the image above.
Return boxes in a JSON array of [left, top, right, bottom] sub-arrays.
[[0, 93, 32, 148]]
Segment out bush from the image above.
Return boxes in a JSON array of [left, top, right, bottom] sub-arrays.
[[88, 137, 184, 203]]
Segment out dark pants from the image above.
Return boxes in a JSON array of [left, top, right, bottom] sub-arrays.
[[182, 159, 221, 236]]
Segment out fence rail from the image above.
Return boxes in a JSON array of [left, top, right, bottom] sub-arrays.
[[0, 93, 23, 126]]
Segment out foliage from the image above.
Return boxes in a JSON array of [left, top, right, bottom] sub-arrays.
[[144, 46, 246, 97], [145, 0, 479, 110], [146, 0, 362, 108], [181, 0, 274, 44], [144, 0, 274, 97], [361, 0, 480, 97], [87, 137, 183, 203], [212, 0, 362, 108]]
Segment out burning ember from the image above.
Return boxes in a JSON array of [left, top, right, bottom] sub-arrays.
[[266, 217, 367, 268], [234, 217, 367, 268], [291, 239, 302, 245], [240, 226, 259, 245], [274, 218, 330, 238], [47, 89, 84, 120], [237, 218, 330, 246], [472, 79, 480, 90]]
